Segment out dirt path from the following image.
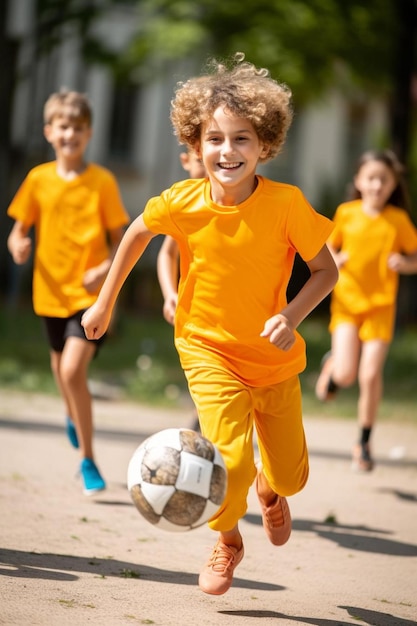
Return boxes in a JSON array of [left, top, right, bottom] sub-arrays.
[[0, 389, 416, 626]]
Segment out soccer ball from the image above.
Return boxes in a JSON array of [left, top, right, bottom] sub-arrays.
[[127, 428, 227, 532]]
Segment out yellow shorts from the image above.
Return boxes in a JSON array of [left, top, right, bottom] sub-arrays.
[[184, 366, 309, 532], [329, 301, 395, 342]]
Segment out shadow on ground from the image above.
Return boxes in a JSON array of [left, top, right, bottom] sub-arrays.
[[219, 606, 417, 626], [244, 514, 417, 557], [0, 547, 283, 592], [2, 417, 417, 470]]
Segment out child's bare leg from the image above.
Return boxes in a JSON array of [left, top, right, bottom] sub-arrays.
[[316, 323, 359, 400], [357, 340, 389, 428], [256, 465, 277, 506], [352, 339, 389, 471], [49, 350, 72, 418], [218, 525, 243, 550], [50, 349, 79, 448], [331, 323, 361, 387], [59, 337, 96, 460]]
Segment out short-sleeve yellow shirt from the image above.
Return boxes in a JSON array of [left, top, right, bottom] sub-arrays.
[[7, 162, 130, 317], [328, 200, 417, 313], [144, 176, 334, 386]]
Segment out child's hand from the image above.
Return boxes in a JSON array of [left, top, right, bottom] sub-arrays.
[[387, 252, 405, 272], [260, 314, 295, 351], [162, 294, 178, 325], [11, 237, 32, 265], [83, 267, 104, 293], [83, 260, 112, 293], [81, 303, 111, 340]]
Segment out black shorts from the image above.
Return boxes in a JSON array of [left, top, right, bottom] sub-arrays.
[[42, 309, 105, 354]]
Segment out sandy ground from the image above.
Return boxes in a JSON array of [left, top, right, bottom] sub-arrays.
[[0, 388, 416, 626]]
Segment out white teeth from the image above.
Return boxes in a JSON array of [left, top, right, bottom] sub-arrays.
[[219, 162, 240, 169]]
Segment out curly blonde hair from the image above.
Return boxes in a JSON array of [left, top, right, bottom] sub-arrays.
[[170, 53, 293, 163]]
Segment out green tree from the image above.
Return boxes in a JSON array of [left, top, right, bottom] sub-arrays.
[[119, 0, 414, 163], [126, 0, 396, 97]]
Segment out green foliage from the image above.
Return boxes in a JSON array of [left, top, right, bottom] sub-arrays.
[[33, 0, 400, 106], [1, 306, 416, 422], [36, 0, 103, 55], [119, 0, 399, 104]]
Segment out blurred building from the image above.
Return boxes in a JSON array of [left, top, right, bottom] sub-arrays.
[[5, 1, 389, 212]]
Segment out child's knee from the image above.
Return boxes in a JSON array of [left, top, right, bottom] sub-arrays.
[[267, 461, 309, 497]]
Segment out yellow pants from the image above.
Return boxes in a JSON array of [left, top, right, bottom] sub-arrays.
[[185, 366, 309, 531]]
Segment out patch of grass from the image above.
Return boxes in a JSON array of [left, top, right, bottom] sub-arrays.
[[1, 305, 416, 422], [11, 473, 25, 481], [0, 305, 186, 406], [120, 568, 141, 578], [58, 599, 76, 608]]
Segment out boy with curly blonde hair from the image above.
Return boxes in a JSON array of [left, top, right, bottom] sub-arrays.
[[82, 54, 338, 594]]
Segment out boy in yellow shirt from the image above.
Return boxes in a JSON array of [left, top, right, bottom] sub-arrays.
[[82, 53, 338, 594], [7, 90, 130, 495]]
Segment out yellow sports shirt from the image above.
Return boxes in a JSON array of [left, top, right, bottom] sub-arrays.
[[144, 176, 334, 386], [329, 200, 417, 313], [8, 162, 129, 317]]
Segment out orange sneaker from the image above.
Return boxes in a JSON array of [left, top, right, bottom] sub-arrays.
[[315, 351, 337, 402], [352, 443, 374, 472], [256, 465, 291, 546], [199, 540, 244, 595]]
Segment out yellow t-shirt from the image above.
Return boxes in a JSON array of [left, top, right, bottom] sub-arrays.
[[7, 161, 129, 317], [329, 200, 417, 313], [143, 175, 334, 386]]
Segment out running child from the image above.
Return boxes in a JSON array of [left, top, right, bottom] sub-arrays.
[[7, 89, 130, 495], [315, 149, 417, 471], [82, 53, 338, 594]]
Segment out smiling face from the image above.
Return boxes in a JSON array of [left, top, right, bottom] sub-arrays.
[[197, 106, 268, 205], [354, 159, 398, 213], [44, 111, 92, 166]]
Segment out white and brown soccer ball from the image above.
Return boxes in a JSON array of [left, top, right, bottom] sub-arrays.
[[127, 428, 227, 532]]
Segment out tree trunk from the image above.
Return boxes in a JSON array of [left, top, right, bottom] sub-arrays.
[[390, 0, 416, 165], [0, 3, 19, 300]]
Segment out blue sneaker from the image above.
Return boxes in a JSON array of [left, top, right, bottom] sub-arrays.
[[80, 458, 106, 495], [66, 416, 79, 449]]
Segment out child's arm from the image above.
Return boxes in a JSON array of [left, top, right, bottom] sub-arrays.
[[261, 244, 338, 351], [388, 250, 417, 274], [157, 236, 179, 325], [7, 221, 32, 265], [82, 215, 156, 339], [327, 242, 348, 269], [83, 226, 126, 293]]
